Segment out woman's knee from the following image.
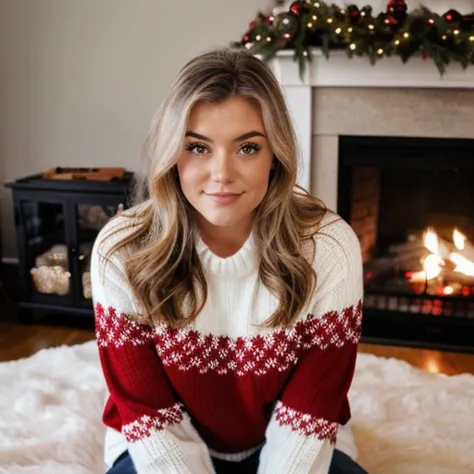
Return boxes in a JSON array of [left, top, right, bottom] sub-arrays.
[[329, 449, 368, 474], [106, 452, 136, 474]]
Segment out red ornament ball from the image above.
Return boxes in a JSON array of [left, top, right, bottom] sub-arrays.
[[347, 5, 361, 23], [290, 1, 312, 16], [265, 15, 275, 25], [443, 9, 462, 24], [386, 0, 407, 12]]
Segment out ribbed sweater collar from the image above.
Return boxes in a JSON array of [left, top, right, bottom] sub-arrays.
[[195, 230, 259, 279]]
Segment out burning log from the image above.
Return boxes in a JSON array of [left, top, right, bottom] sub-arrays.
[[389, 239, 425, 255]]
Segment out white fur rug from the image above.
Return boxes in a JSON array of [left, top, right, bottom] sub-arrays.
[[1, 342, 474, 474]]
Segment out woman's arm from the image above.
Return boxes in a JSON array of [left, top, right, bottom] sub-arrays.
[[92, 239, 214, 474], [258, 218, 363, 474]]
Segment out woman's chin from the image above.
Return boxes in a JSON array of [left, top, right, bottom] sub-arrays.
[[198, 210, 246, 229]]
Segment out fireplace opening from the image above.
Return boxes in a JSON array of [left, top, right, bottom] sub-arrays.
[[338, 136, 474, 352]]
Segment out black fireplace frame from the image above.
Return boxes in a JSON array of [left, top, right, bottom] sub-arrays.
[[338, 135, 474, 353]]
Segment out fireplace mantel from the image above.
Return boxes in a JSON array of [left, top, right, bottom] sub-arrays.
[[267, 50, 474, 192], [268, 50, 474, 88]]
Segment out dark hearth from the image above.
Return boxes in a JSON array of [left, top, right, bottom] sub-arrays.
[[338, 136, 474, 353]]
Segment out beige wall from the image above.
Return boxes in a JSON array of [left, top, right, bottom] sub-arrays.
[[0, 0, 271, 258]]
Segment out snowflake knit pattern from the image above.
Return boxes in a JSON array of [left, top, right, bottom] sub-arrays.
[[92, 210, 363, 474]]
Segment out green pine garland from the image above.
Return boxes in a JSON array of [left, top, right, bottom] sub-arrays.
[[233, 1, 474, 78]]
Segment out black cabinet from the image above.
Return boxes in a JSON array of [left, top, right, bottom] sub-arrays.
[[5, 171, 134, 317]]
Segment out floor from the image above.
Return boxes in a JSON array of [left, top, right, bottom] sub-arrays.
[[1, 321, 474, 375]]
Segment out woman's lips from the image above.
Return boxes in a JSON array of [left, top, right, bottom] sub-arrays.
[[205, 193, 242, 204]]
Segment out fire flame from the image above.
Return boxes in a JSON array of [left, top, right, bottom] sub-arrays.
[[409, 253, 443, 282], [423, 228, 439, 255], [453, 228, 466, 251], [409, 227, 474, 284], [423, 254, 443, 280]]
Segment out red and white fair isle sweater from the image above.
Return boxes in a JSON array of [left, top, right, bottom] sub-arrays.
[[92, 210, 363, 474]]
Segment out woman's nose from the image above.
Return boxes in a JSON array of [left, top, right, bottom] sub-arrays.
[[210, 154, 235, 183]]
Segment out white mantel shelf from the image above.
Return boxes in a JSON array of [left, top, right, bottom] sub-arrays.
[[268, 50, 474, 88], [267, 50, 474, 192]]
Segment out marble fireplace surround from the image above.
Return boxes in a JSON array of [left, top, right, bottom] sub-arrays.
[[268, 51, 474, 210]]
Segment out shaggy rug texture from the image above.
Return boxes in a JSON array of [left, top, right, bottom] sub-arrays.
[[1, 341, 473, 474]]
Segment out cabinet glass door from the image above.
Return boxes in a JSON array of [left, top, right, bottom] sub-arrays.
[[75, 202, 123, 303], [20, 200, 71, 299]]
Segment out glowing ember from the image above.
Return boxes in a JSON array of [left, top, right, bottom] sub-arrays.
[[443, 286, 454, 295]]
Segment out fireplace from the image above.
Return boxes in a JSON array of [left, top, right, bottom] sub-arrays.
[[338, 136, 474, 352]]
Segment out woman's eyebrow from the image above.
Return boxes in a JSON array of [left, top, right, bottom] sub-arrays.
[[184, 131, 266, 143]]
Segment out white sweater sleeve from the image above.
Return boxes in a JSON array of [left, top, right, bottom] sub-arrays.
[[258, 217, 364, 474], [92, 222, 215, 474]]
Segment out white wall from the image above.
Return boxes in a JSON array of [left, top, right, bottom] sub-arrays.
[[0, 0, 272, 259]]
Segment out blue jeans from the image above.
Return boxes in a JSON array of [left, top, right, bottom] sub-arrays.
[[106, 449, 368, 474]]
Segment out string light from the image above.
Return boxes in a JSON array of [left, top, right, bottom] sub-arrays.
[[340, 9, 345, 14], [266, 36, 272, 42], [394, 39, 400, 45], [428, 19, 434, 24], [470, 36, 474, 41], [368, 24, 375, 30], [348, 27, 353, 33], [303, 51, 308, 56], [283, 33, 291, 39], [307, 22, 313, 28], [377, 48, 384, 55], [335, 27, 342, 34], [442, 35, 447, 40], [283, 18, 290, 25], [350, 43, 356, 50], [403, 32, 410, 38], [256, 35, 261, 41], [313, 2, 320, 7], [453, 29, 459, 35], [327, 18, 333, 23], [312, 15, 317, 20]]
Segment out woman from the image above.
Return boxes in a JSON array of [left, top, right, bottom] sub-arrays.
[[92, 48, 366, 474]]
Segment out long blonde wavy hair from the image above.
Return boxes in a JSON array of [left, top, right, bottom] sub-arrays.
[[106, 47, 327, 328]]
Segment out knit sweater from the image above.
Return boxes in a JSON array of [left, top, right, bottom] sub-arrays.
[[91, 209, 363, 474]]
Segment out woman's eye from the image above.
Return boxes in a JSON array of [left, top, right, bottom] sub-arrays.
[[239, 142, 262, 156], [185, 142, 208, 155]]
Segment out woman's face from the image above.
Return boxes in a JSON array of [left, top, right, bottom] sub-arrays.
[[177, 96, 274, 233]]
